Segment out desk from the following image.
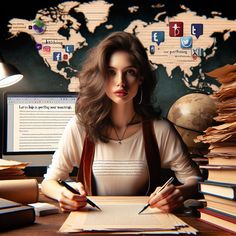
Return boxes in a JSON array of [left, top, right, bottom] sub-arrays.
[[2, 188, 235, 235]]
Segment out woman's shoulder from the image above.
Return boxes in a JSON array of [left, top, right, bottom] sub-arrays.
[[142, 117, 172, 129], [152, 117, 172, 129], [66, 115, 78, 128], [65, 115, 86, 135], [150, 118, 179, 139]]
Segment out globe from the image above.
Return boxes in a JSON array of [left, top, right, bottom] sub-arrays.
[[167, 93, 217, 152]]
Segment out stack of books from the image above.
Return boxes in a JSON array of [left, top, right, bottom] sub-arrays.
[[0, 197, 35, 231], [195, 64, 236, 234]]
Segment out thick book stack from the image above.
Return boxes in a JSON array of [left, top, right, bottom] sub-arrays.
[[195, 64, 236, 234], [0, 197, 35, 231], [0, 179, 38, 231]]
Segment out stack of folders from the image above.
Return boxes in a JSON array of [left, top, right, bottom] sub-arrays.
[[195, 64, 236, 234], [0, 159, 28, 180]]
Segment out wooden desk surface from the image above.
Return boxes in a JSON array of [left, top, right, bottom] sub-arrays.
[[1, 186, 235, 235]]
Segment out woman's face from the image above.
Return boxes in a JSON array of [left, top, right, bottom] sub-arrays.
[[105, 51, 142, 105]]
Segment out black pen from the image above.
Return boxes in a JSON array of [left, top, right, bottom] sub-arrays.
[[57, 179, 101, 211], [138, 177, 174, 214]]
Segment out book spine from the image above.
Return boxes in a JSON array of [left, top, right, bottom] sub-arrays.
[[200, 208, 236, 223], [207, 207, 236, 218], [200, 191, 235, 200], [199, 181, 236, 200], [0, 207, 35, 231], [198, 218, 236, 234]]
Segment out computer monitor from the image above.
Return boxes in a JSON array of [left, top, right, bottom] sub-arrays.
[[2, 92, 77, 166]]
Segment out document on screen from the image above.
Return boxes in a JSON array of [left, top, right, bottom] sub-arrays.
[[12, 102, 74, 152]]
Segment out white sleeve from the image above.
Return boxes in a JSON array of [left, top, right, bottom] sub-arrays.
[[44, 115, 86, 180], [154, 120, 200, 184]]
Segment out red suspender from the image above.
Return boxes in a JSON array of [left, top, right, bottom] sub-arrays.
[[76, 134, 95, 195], [142, 119, 161, 194], [77, 120, 161, 195]]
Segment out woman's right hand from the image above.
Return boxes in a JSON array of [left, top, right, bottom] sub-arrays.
[[58, 182, 87, 212]]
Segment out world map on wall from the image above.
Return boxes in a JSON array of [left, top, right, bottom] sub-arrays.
[[5, 0, 236, 115]]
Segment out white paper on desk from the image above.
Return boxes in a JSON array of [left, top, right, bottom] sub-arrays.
[[59, 198, 191, 233]]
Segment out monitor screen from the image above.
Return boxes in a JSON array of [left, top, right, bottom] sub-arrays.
[[2, 92, 77, 166]]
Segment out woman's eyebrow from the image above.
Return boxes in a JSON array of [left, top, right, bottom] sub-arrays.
[[107, 65, 137, 70]]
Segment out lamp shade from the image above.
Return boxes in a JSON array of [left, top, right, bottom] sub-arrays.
[[0, 62, 23, 88]]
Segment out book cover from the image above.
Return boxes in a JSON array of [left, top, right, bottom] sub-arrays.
[[199, 180, 236, 200], [207, 156, 236, 166], [208, 145, 236, 154], [205, 194, 236, 216], [0, 198, 35, 231], [199, 165, 236, 184], [207, 206, 236, 218], [199, 208, 236, 233], [0, 198, 21, 209], [200, 207, 236, 223]]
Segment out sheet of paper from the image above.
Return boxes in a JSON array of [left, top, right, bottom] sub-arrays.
[[59, 197, 197, 234]]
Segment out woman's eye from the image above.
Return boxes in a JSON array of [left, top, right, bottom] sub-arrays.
[[126, 69, 137, 77], [108, 70, 116, 77]]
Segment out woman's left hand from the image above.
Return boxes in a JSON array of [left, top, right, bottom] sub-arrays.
[[148, 184, 184, 212]]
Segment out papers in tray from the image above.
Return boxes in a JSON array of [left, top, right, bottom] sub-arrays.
[[59, 196, 198, 235], [0, 159, 28, 179]]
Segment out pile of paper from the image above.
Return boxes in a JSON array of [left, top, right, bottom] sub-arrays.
[[195, 64, 236, 234], [0, 159, 28, 179], [195, 64, 236, 169], [59, 196, 198, 235], [195, 64, 236, 149]]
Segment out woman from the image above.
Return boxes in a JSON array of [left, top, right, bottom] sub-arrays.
[[41, 31, 201, 212]]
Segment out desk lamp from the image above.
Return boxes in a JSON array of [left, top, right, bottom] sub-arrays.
[[0, 53, 23, 88]]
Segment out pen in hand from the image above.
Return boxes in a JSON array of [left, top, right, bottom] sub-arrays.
[[57, 179, 101, 211], [138, 177, 174, 214]]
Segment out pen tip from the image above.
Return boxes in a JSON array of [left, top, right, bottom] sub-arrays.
[[138, 209, 144, 214], [138, 203, 149, 214], [94, 205, 101, 211]]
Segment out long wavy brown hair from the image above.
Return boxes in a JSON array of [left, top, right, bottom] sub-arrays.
[[75, 31, 159, 142]]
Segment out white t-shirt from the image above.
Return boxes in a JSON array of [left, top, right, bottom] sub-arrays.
[[44, 116, 200, 195]]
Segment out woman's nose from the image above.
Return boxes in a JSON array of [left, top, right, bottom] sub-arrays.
[[116, 72, 126, 86]]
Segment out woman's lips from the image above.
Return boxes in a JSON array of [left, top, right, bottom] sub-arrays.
[[114, 90, 128, 97]]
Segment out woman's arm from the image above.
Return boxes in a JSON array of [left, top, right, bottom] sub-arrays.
[[152, 120, 201, 212], [148, 177, 198, 212], [41, 179, 87, 212], [41, 116, 87, 211], [41, 179, 64, 201]]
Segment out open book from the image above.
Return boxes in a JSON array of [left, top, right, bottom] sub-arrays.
[[59, 196, 198, 235]]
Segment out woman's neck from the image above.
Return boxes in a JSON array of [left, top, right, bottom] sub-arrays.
[[110, 103, 135, 128]]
